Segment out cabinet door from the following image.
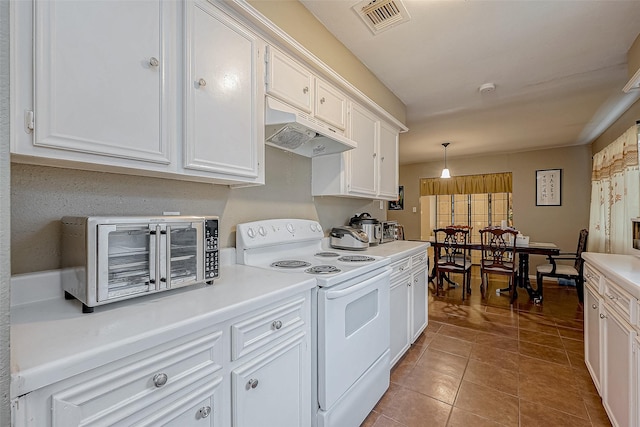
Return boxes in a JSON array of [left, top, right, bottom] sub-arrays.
[[602, 306, 636, 427], [410, 267, 428, 342], [390, 275, 411, 367], [315, 78, 347, 131], [33, 0, 175, 165], [184, 0, 263, 183], [347, 103, 378, 197], [378, 121, 399, 200], [266, 47, 313, 114], [584, 284, 602, 394], [231, 332, 308, 427]]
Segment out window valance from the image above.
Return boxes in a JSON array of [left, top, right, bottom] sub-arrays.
[[420, 172, 512, 196]]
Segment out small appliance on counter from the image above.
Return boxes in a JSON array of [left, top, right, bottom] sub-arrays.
[[61, 215, 219, 313], [348, 213, 382, 246], [381, 221, 398, 243], [329, 226, 369, 250]]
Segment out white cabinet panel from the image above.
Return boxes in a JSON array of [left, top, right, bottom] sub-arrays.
[[314, 78, 347, 131], [184, 0, 264, 183], [584, 284, 602, 394], [390, 274, 411, 367], [347, 102, 378, 197], [411, 267, 428, 341], [266, 47, 313, 114], [33, 0, 175, 165], [231, 333, 308, 427], [378, 121, 399, 199]]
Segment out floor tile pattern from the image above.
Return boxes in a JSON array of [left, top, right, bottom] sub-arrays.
[[361, 270, 612, 427]]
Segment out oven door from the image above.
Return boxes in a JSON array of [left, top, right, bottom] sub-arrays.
[[158, 221, 204, 289], [317, 267, 391, 410]]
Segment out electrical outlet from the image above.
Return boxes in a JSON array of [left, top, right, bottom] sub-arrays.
[[412, 207, 417, 213], [379, 200, 384, 209]]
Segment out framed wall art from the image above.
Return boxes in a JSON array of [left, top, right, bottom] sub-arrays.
[[536, 169, 561, 206], [388, 186, 404, 210]]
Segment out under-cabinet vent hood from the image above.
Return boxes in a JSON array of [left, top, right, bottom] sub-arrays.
[[265, 96, 357, 157]]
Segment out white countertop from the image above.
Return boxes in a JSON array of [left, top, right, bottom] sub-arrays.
[[323, 239, 430, 263], [582, 252, 640, 299], [10, 260, 316, 399]]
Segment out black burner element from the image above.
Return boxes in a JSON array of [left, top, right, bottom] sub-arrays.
[[271, 260, 312, 269], [338, 255, 375, 262], [305, 265, 341, 275], [315, 252, 340, 258]]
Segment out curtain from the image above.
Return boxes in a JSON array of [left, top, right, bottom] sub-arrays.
[[588, 125, 639, 254], [420, 172, 512, 196]]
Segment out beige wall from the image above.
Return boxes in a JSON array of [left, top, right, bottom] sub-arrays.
[[248, 0, 406, 124], [388, 145, 593, 273], [592, 98, 640, 154]]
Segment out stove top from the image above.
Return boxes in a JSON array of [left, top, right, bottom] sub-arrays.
[[236, 219, 390, 287]]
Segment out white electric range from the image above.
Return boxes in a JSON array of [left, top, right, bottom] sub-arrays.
[[236, 219, 391, 427]]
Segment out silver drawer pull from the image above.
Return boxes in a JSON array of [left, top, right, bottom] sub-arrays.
[[198, 78, 207, 87], [600, 313, 606, 319], [303, 86, 309, 94], [320, 97, 326, 104], [246, 379, 259, 390], [272, 320, 283, 330], [149, 57, 159, 67], [198, 406, 212, 419], [153, 372, 168, 388], [592, 304, 597, 309]]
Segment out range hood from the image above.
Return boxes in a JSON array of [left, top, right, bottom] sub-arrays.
[[265, 96, 357, 157]]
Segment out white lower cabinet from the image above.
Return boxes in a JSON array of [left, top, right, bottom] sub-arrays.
[[231, 332, 308, 427], [12, 293, 311, 427], [389, 248, 429, 367], [583, 261, 638, 427]]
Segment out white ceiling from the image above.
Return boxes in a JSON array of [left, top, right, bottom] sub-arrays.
[[299, 0, 640, 165]]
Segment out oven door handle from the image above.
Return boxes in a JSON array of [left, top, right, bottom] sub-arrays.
[[325, 269, 391, 300]]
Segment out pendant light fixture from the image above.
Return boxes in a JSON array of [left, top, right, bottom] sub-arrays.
[[440, 142, 451, 179]]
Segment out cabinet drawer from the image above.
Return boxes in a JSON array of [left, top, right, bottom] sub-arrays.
[[584, 263, 602, 293], [411, 251, 428, 270], [231, 297, 306, 360], [51, 328, 223, 426], [390, 257, 411, 279], [603, 278, 635, 324]]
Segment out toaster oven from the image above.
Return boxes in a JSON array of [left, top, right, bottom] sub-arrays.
[[61, 215, 219, 312]]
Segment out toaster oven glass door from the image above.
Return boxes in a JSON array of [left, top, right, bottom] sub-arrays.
[[161, 222, 203, 288], [97, 224, 155, 301]]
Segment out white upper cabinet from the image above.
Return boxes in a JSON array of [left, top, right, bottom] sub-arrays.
[[266, 46, 347, 133], [311, 101, 400, 201], [30, 0, 177, 167], [183, 0, 264, 185], [12, 0, 265, 186]]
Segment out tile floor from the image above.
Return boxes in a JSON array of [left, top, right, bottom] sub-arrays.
[[361, 269, 612, 427]]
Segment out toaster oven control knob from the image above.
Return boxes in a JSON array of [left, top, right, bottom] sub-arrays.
[[153, 373, 168, 388], [258, 226, 266, 237], [286, 223, 295, 234], [247, 227, 256, 238]]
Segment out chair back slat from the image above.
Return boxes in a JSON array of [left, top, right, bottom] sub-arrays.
[[434, 227, 470, 269], [574, 229, 589, 271], [479, 226, 518, 274]]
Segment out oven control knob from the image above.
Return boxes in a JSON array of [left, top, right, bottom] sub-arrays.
[[286, 223, 295, 234], [258, 226, 266, 237], [247, 228, 256, 238]]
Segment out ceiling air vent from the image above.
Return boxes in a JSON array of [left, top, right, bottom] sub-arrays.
[[353, 0, 411, 35]]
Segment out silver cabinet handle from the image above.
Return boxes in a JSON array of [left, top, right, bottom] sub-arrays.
[[149, 57, 159, 67], [198, 78, 207, 87], [272, 320, 283, 330], [599, 313, 606, 319], [303, 86, 309, 94], [153, 373, 168, 388], [198, 406, 211, 419], [246, 379, 259, 390], [320, 97, 325, 104], [592, 304, 597, 309]]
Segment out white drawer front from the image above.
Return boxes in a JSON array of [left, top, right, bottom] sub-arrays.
[[52, 329, 223, 426], [411, 251, 428, 270], [231, 297, 306, 360], [584, 263, 602, 293], [390, 257, 411, 279], [603, 278, 635, 324]]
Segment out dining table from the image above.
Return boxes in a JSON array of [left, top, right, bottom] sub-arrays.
[[427, 239, 560, 302]]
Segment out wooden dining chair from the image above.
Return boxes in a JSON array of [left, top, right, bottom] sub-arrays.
[[479, 226, 519, 304], [433, 227, 473, 300], [535, 229, 589, 303]]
